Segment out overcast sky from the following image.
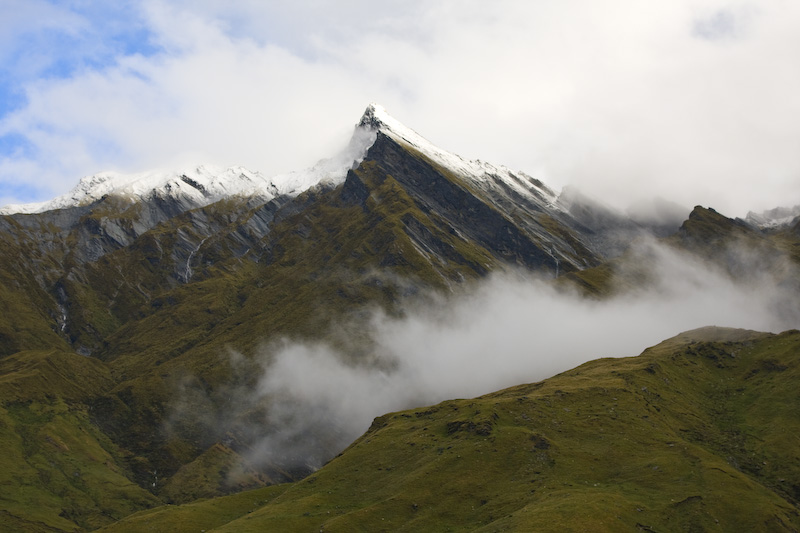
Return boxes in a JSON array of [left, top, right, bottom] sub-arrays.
[[1, 0, 798, 216]]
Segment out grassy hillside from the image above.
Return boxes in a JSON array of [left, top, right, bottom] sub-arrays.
[[0, 350, 160, 532], [3, 194, 799, 530], [78, 133, 600, 500], [2, 134, 799, 530], [102, 327, 800, 532]]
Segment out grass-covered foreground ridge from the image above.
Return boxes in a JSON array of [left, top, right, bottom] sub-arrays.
[[102, 326, 800, 532]]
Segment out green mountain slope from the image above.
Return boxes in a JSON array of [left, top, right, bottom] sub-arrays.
[[102, 327, 800, 532], [1, 106, 799, 530], [1, 124, 622, 505], [0, 350, 160, 532], [0, 117, 617, 524]]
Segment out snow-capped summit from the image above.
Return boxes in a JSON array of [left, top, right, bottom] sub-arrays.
[[2, 103, 555, 216], [358, 103, 427, 141], [357, 103, 559, 209]]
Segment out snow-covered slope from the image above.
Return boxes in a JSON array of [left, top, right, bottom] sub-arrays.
[[1, 166, 279, 215], [0, 125, 377, 216], [744, 205, 800, 230], [358, 103, 560, 209]]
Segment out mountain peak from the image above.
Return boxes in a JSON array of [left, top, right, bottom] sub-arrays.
[[354, 103, 560, 209], [2, 103, 550, 216], [356, 103, 422, 144], [357, 103, 390, 130]]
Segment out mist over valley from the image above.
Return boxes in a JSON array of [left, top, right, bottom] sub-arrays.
[[1, 104, 798, 531]]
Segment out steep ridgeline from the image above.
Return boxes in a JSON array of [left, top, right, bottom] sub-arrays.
[[0, 105, 771, 530], [351, 105, 601, 275], [0, 104, 634, 359]]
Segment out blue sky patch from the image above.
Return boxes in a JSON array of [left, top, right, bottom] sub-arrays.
[[0, 77, 27, 118], [0, 132, 37, 159], [0, 2, 162, 118], [0, 181, 46, 203]]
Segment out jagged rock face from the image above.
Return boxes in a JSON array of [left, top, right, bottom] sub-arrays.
[[0, 103, 680, 357], [0, 191, 293, 356], [349, 132, 601, 274]]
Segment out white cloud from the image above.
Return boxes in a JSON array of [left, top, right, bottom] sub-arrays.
[[223, 238, 799, 470], [2, 0, 800, 216]]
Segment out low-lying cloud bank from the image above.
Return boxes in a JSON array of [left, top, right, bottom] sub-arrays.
[[170, 240, 800, 474]]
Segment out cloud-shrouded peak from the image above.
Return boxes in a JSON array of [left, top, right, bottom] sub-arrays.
[[356, 103, 560, 208], [357, 103, 389, 130], [356, 103, 430, 148], [744, 205, 800, 230], [2, 104, 559, 215], [2, 2, 800, 217]]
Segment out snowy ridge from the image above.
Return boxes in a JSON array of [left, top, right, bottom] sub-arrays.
[[0, 126, 376, 215], [0, 165, 280, 215], [744, 205, 800, 230], [1, 103, 554, 215], [359, 103, 560, 208]]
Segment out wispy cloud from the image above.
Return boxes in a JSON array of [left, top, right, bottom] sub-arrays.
[[167, 238, 800, 474], [2, 1, 800, 215], [0, 1, 157, 94]]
